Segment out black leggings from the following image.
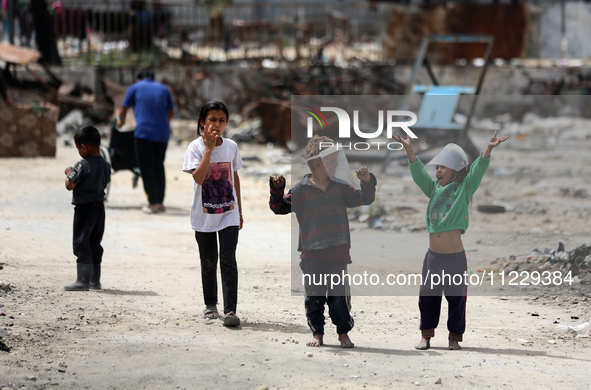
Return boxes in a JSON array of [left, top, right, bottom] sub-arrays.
[[194, 226, 239, 314]]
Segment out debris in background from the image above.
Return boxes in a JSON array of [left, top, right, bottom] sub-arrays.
[[255, 98, 291, 145], [0, 103, 59, 157], [0, 339, 11, 353], [477, 204, 506, 213], [493, 243, 591, 284], [556, 321, 591, 333]]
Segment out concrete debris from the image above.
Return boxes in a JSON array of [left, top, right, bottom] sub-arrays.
[[477, 204, 506, 214], [0, 340, 11, 352], [556, 321, 591, 333], [56, 109, 90, 137], [0, 281, 14, 290], [495, 243, 591, 283]]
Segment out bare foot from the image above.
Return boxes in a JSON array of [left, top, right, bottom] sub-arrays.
[[306, 334, 323, 347], [448, 340, 461, 350], [415, 337, 430, 350], [338, 333, 354, 348]]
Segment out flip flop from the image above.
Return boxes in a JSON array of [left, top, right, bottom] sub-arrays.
[[223, 312, 240, 327], [202, 306, 219, 319]]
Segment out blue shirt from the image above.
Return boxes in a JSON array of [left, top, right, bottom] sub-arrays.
[[122, 79, 174, 143]]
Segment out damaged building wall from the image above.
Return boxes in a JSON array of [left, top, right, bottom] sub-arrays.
[[378, 2, 591, 62], [379, 3, 529, 62], [538, 2, 591, 59], [124, 64, 589, 145], [8, 61, 590, 151], [0, 103, 59, 157]]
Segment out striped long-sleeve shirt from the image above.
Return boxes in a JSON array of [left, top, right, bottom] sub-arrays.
[[269, 174, 377, 263]]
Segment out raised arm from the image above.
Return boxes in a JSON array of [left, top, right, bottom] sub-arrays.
[[191, 124, 218, 185], [482, 131, 510, 158], [393, 134, 436, 197], [341, 167, 377, 207], [392, 133, 417, 163], [269, 175, 292, 215]]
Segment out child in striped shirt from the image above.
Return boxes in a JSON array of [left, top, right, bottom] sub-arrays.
[[269, 134, 377, 348]]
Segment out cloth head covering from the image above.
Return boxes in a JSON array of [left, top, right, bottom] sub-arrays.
[[305, 144, 356, 187], [424, 143, 469, 180]]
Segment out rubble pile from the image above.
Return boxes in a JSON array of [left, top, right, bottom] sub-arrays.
[[493, 243, 591, 285]]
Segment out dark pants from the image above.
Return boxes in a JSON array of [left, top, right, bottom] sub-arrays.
[[73, 201, 105, 265], [299, 259, 354, 336], [418, 249, 467, 340], [135, 137, 167, 205], [195, 226, 239, 314]]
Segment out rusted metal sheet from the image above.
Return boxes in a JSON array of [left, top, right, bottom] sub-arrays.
[[0, 103, 59, 157], [444, 4, 527, 61], [383, 4, 527, 62]]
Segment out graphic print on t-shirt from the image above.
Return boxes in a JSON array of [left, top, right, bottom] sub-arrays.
[[202, 162, 235, 214]]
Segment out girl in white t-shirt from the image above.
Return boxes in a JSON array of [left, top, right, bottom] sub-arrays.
[[183, 101, 243, 327]]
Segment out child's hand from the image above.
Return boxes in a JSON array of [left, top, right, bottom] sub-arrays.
[[202, 124, 219, 150], [64, 166, 73, 175], [392, 133, 418, 163], [356, 167, 371, 183], [270, 175, 285, 188], [392, 133, 412, 148], [482, 131, 510, 158], [488, 130, 510, 148]]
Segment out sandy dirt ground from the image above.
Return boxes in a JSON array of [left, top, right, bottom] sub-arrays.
[[1, 124, 590, 389]]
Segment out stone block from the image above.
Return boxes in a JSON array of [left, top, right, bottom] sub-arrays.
[[0, 103, 59, 157]]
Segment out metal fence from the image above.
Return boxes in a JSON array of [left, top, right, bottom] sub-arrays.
[[46, 1, 382, 66]]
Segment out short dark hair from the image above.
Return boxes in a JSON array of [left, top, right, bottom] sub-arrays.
[[137, 68, 154, 80], [197, 101, 229, 135], [74, 126, 101, 148]]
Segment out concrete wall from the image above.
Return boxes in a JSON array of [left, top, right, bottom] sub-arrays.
[[538, 2, 591, 59]]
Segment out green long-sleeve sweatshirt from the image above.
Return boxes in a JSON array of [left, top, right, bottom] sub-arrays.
[[409, 154, 490, 234]]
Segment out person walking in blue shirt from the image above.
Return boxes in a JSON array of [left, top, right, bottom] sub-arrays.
[[117, 69, 174, 214]]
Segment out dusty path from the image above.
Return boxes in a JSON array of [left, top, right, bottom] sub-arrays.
[[1, 129, 590, 389]]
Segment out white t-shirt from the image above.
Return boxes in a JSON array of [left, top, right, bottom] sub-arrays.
[[183, 137, 243, 232]]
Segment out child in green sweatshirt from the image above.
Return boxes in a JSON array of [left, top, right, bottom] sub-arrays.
[[393, 131, 509, 350]]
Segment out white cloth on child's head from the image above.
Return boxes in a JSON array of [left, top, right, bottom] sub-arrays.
[[305, 144, 356, 187], [424, 143, 469, 180]]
